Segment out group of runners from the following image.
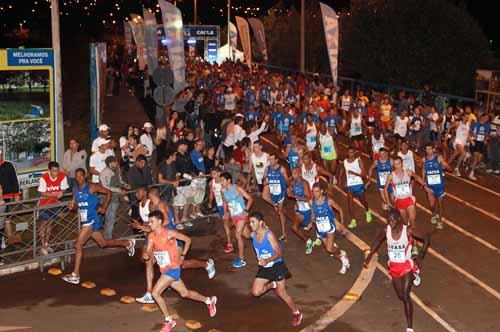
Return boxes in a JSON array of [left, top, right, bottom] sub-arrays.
[[55, 59, 497, 332]]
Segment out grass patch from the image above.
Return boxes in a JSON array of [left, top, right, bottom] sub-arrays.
[[0, 100, 50, 121]]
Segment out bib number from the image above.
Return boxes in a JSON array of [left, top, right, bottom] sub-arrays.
[[347, 174, 363, 186], [427, 174, 441, 185], [379, 171, 390, 186], [154, 251, 171, 268], [395, 184, 411, 197], [228, 201, 244, 216], [322, 145, 333, 153], [297, 201, 310, 211], [269, 183, 282, 195], [316, 218, 332, 233], [79, 209, 88, 223]]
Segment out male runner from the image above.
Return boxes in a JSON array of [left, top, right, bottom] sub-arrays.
[[338, 146, 372, 229], [318, 122, 338, 184], [221, 172, 254, 268], [62, 168, 135, 284], [144, 210, 217, 332], [249, 212, 303, 327], [366, 148, 392, 210], [263, 153, 288, 241], [308, 182, 350, 274], [249, 140, 269, 192], [364, 209, 430, 332], [422, 143, 450, 229]]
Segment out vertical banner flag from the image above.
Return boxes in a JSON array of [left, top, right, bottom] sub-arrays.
[[129, 14, 147, 70], [229, 21, 238, 50], [320, 3, 339, 85], [248, 18, 268, 62], [124, 20, 132, 53], [235, 16, 252, 67], [159, 0, 186, 92], [143, 8, 159, 76]]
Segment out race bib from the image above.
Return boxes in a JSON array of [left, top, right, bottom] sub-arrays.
[[297, 201, 310, 211], [427, 174, 441, 185], [154, 251, 171, 268], [389, 250, 404, 262], [395, 184, 411, 197], [214, 192, 224, 206], [316, 218, 332, 233], [368, 116, 375, 122], [379, 171, 390, 186], [269, 183, 282, 195], [476, 134, 485, 142], [79, 209, 88, 222], [322, 145, 333, 153], [308, 135, 317, 143], [228, 201, 244, 216], [347, 174, 363, 186]]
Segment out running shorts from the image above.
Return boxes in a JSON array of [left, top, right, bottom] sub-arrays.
[[347, 184, 365, 197], [216, 205, 225, 218], [428, 184, 445, 198], [297, 209, 312, 228], [351, 134, 364, 141], [395, 196, 416, 210], [162, 268, 181, 281], [38, 207, 59, 222], [256, 261, 291, 281], [232, 214, 249, 226], [81, 217, 102, 232], [470, 141, 486, 155], [388, 260, 418, 279], [271, 194, 285, 206]]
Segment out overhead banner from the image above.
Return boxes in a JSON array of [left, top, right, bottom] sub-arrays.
[[235, 16, 252, 67], [0, 49, 56, 188], [320, 3, 339, 85], [159, 0, 186, 92], [143, 9, 159, 76], [124, 20, 132, 53], [248, 18, 268, 62], [129, 14, 147, 70]]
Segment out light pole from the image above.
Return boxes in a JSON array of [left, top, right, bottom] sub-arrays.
[[227, 0, 231, 60], [51, 0, 64, 163], [300, 0, 305, 72], [194, 0, 198, 25]]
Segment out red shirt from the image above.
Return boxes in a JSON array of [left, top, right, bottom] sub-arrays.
[[38, 172, 68, 206]]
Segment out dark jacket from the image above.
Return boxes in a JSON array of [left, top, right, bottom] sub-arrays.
[[127, 165, 153, 190], [0, 161, 20, 198]]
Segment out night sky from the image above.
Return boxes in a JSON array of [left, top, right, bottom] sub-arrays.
[[0, 0, 498, 51]]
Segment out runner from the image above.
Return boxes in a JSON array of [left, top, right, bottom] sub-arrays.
[[318, 122, 338, 184], [249, 212, 303, 327], [379, 97, 393, 135], [371, 130, 386, 160], [301, 152, 333, 189], [308, 182, 350, 274], [144, 210, 217, 332], [284, 131, 301, 169], [364, 209, 430, 332], [422, 143, 450, 229], [304, 113, 318, 153], [348, 107, 366, 153], [338, 146, 373, 229], [468, 114, 490, 181], [250, 140, 269, 192], [287, 167, 317, 254], [397, 141, 416, 173], [221, 172, 254, 268], [394, 110, 409, 153], [447, 115, 471, 176], [62, 168, 135, 284], [263, 153, 288, 241], [366, 148, 392, 211]]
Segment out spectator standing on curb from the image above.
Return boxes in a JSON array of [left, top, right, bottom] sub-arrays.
[[89, 138, 113, 184], [91, 124, 111, 153], [63, 138, 87, 189]]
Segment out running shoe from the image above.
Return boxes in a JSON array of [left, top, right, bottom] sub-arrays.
[[206, 258, 216, 279], [185, 221, 194, 227], [347, 219, 357, 229], [127, 239, 136, 257], [436, 221, 444, 230], [413, 273, 421, 287], [136, 292, 155, 304], [207, 296, 217, 317], [366, 210, 373, 223], [175, 223, 185, 230], [291, 311, 303, 327], [313, 238, 322, 246], [305, 239, 314, 255], [160, 320, 176, 332], [339, 250, 350, 275], [232, 257, 247, 269], [223, 243, 234, 253], [62, 272, 80, 285], [453, 168, 461, 176], [278, 235, 287, 242], [486, 169, 493, 173], [195, 211, 205, 218], [430, 215, 438, 224], [468, 173, 477, 181], [494, 170, 500, 174], [407, 328, 415, 332], [382, 203, 389, 211]]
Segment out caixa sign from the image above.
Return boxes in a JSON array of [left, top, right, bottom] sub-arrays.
[[184, 25, 218, 38]]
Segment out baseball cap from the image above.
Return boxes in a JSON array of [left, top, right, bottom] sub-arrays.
[[97, 138, 111, 147], [119, 136, 128, 148], [143, 122, 153, 129], [99, 124, 110, 131], [227, 87, 233, 92]]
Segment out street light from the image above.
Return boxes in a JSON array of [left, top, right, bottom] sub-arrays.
[[50, 0, 64, 164]]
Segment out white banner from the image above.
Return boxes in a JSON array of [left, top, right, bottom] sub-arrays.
[[320, 3, 339, 85], [235, 16, 252, 67], [158, 0, 186, 92], [129, 14, 147, 70], [229, 21, 238, 50], [143, 9, 159, 76], [248, 18, 268, 62]]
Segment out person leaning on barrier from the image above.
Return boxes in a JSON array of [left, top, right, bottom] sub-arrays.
[[0, 148, 22, 265], [62, 138, 87, 190], [100, 156, 130, 239], [127, 154, 153, 190], [158, 150, 179, 203]]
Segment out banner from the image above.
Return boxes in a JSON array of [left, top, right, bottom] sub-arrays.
[[129, 14, 147, 70], [229, 21, 238, 51], [235, 16, 252, 67], [320, 3, 339, 85], [159, 0, 186, 92], [248, 18, 268, 62], [89, 43, 107, 141], [124, 20, 132, 53], [143, 9, 159, 76]]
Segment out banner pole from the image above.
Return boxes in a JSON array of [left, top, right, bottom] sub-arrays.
[[300, 0, 305, 72], [51, 0, 64, 163], [227, 0, 231, 60]]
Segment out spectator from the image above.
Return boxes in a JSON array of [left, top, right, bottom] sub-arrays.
[[140, 122, 155, 160], [91, 124, 111, 153], [224, 86, 238, 112], [128, 134, 149, 168], [100, 156, 129, 239], [158, 150, 179, 203], [190, 139, 206, 174], [487, 110, 500, 174], [204, 146, 218, 174], [175, 140, 195, 177], [89, 138, 113, 184], [62, 138, 87, 189], [222, 115, 245, 162], [127, 154, 152, 190]]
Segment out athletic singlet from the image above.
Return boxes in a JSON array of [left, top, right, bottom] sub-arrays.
[[302, 163, 318, 190], [139, 199, 151, 223], [344, 158, 363, 187], [267, 165, 286, 197], [391, 170, 412, 199], [305, 123, 317, 151], [311, 196, 335, 233], [288, 145, 300, 169], [341, 95, 351, 111], [293, 179, 311, 212], [252, 229, 282, 268], [74, 182, 99, 225], [455, 122, 470, 145], [397, 150, 415, 172], [223, 185, 246, 217], [150, 228, 180, 272], [371, 135, 385, 154], [350, 115, 363, 137], [210, 180, 224, 207], [425, 155, 444, 187], [319, 132, 335, 160], [443, 114, 455, 133], [387, 224, 412, 264], [376, 159, 392, 188], [394, 116, 409, 137], [251, 152, 269, 184]]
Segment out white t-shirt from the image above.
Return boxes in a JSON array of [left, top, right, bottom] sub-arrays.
[[89, 150, 113, 183], [394, 116, 409, 137], [224, 93, 237, 111], [251, 152, 269, 184], [140, 133, 154, 157]]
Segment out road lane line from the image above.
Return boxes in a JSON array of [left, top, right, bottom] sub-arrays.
[[0, 327, 31, 331]]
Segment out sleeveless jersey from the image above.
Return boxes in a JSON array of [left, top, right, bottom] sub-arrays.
[[150, 228, 180, 272], [344, 158, 364, 187], [293, 179, 311, 212], [371, 135, 385, 154], [350, 115, 363, 137], [251, 152, 269, 185], [319, 132, 335, 160], [341, 95, 351, 111], [302, 163, 318, 190], [252, 229, 282, 268], [391, 170, 412, 199], [387, 224, 412, 264], [74, 182, 100, 225], [376, 159, 392, 188], [139, 199, 151, 223], [210, 179, 224, 207], [288, 146, 300, 169], [455, 123, 470, 145], [424, 155, 444, 187], [311, 196, 335, 234], [223, 185, 246, 217], [305, 123, 317, 151], [397, 150, 415, 172], [267, 165, 286, 198]]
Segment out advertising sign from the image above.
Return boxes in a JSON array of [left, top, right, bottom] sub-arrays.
[[0, 49, 56, 188]]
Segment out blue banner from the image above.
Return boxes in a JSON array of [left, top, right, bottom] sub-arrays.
[[7, 49, 54, 67]]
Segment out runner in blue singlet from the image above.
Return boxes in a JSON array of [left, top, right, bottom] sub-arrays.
[[263, 154, 288, 242]]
